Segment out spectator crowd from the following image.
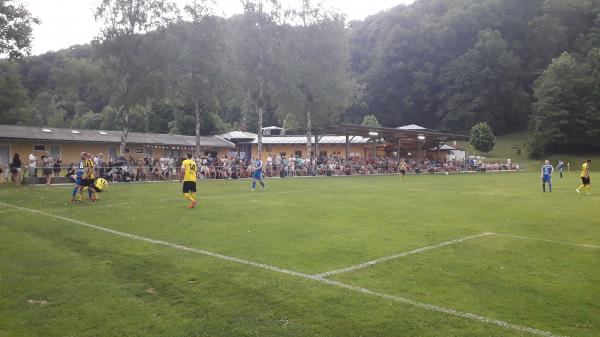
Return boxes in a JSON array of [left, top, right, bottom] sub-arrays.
[[1, 152, 520, 185]]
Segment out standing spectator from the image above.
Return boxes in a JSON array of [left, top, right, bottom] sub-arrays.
[[169, 156, 175, 177], [160, 157, 169, 180], [53, 157, 62, 176], [10, 153, 22, 185], [289, 156, 296, 177], [42, 154, 53, 185], [175, 157, 183, 175], [282, 155, 289, 177], [95, 153, 104, 177], [266, 154, 273, 177], [100, 162, 108, 178], [28, 152, 37, 177], [0, 158, 4, 184], [275, 155, 281, 175], [557, 160, 565, 178]]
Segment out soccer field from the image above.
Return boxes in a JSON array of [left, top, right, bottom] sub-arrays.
[[1, 172, 599, 337]]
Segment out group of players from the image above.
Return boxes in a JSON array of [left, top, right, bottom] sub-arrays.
[[180, 153, 266, 209], [67, 151, 263, 208], [70, 152, 108, 202], [70, 151, 592, 207], [182, 155, 593, 209], [541, 159, 592, 194]]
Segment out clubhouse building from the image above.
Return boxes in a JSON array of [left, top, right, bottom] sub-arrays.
[[0, 125, 235, 167], [0, 124, 467, 169]]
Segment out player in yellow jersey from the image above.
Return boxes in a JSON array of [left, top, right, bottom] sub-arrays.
[[80, 152, 98, 202], [576, 159, 591, 195], [180, 153, 198, 209]]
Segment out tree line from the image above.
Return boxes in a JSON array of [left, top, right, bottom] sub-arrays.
[[2, 0, 600, 157], [350, 0, 600, 156]]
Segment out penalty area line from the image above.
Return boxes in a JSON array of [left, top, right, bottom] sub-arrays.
[[316, 232, 494, 278], [0, 201, 567, 337]]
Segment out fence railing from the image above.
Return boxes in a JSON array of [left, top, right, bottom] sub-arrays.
[[1, 161, 521, 184]]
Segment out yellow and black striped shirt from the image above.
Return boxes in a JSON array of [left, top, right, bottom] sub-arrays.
[[84, 159, 95, 179]]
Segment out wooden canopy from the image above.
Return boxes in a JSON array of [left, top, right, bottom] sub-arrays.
[[321, 124, 468, 160]]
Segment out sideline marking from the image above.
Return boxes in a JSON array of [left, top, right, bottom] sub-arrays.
[[0, 201, 567, 337], [316, 233, 494, 278], [490, 232, 600, 249], [0, 208, 20, 215]]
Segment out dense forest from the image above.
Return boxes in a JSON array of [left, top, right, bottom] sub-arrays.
[[2, 0, 600, 156]]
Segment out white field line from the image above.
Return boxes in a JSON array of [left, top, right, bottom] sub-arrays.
[[490, 232, 600, 249], [316, 233, 494, 278], [0, 208, 21, 214], [0, 202, 567, 337]]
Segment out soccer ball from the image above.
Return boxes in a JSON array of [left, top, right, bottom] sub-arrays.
[[94, 178, 108, 192]]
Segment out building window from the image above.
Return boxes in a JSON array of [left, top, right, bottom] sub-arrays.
[[135, 148, 144, 154], [0, 145, 10, 170], [294, 150, 302, 157], [33, 145, 46, 151], [124, 148, 130, 154], [108, 146, 118, 161], [319, 151, 327, 157], [50, 145, 60, 159], [166, 149, 182, 158]]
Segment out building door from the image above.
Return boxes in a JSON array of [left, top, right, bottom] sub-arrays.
[[0, 145, 9, 171]]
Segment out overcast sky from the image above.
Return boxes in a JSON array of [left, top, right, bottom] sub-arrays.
[[20, 0, 415, 55]]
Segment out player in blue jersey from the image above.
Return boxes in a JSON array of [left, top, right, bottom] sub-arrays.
[[70, 153, 86, 202], [250, 158, 266, 191], [557, 160, 564, 178], [541, 160, 553, 193]]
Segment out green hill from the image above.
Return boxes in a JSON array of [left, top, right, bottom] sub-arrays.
[[457, 132, 600, 171]]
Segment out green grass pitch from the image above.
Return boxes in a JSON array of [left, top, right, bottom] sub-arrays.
[[1, 172, 599, 337]]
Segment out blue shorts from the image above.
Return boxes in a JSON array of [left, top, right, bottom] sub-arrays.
[[542, 175, 552, 183], [253, 171, 263, 180], [75, 177, 82, 185]]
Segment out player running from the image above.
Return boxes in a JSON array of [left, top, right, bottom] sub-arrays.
[[70, 153, 86, 202], [180, 153, 198, 209], [81, 152, 98, 202], [576, 159, 592, 194], [250, 157, 266, 191], [541, 160, 553, 193]]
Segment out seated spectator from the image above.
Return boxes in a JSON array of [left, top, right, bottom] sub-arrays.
[[135, 162, 147, 181], [152, 162, 161, 179], [66, 164, 76, 182]]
